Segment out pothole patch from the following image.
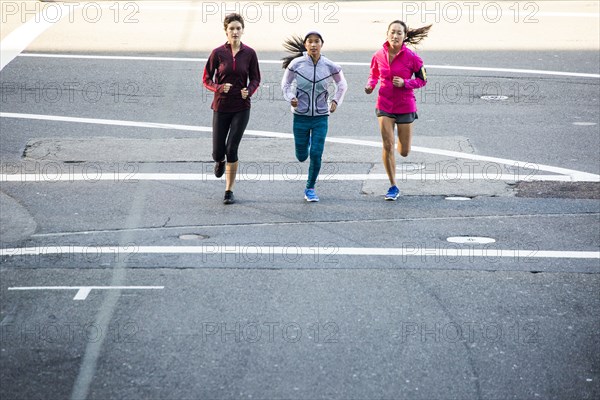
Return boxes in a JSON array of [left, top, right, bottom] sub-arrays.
[[515, 181, 600, 199]]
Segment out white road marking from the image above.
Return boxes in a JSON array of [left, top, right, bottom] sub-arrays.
[[1, 246, 598, 260], [0, 172, 574, 183], [0, 6, 71, 71], [17, 53, 600, 79], [8, 286, 164, 300], [1, 112, 598, 182]]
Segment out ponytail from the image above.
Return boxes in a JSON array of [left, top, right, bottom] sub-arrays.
[[405, 24, 432, 45], [281, 35, 305, 69], [388, 20, 432, 46]]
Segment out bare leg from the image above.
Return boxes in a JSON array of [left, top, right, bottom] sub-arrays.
[[396, 123, 413, 158], [225, 161, 238, 191], [379, 116, 397, 186]]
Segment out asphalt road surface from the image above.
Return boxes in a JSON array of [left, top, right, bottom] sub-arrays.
[[1, 1, 599, 400]]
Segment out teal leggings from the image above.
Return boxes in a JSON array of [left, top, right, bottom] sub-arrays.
[[293, 115, 329, 189]]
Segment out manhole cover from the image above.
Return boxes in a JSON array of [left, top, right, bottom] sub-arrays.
[[178, 234, 210, 240], [481, 95, 508, 101], [447, 236, 496, 244], [445, 196, 472, 201]]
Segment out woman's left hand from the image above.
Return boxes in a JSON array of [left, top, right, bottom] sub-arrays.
[[330, 101, 337, 113], [392, 77, 405, 88], [241, 88, 249, 99]]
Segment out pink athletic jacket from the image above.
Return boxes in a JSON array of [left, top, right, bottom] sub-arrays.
[[367, 42, 427, 114]]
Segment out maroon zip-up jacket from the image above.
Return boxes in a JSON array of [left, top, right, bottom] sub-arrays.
[[203, 42, 261, 113]]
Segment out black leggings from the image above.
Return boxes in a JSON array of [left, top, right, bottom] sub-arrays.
[[212, 109, 250, 163]]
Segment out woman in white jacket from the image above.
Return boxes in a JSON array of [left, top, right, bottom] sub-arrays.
[[281, 31, 348, 202]]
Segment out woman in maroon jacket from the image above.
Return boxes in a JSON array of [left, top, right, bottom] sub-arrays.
[[203, 13, 261, 204]]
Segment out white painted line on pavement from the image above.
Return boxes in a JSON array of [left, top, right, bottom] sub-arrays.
[[8, 286, 164, 300], [17, 53, 600, 79], [1, 246, 598, 260], [0, 172, 573, 183], [19, 53, 210, 62], [0, 5, 71, 71], [2, 112, 599, 182]]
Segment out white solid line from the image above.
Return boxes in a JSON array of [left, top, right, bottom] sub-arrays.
[[419, 65, 600, 79], [0, 112, 212, 133], [2, 112, 598, 182], [0, 173, 574, 183], [19, 53, 210, 63], [1, 246, 598, 260], [17, 53, 600, 79], [0, 6, 71, 71]]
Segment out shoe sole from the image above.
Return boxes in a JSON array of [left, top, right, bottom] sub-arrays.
[[385, 195, 400, 201], [304, 196, 319, 202]]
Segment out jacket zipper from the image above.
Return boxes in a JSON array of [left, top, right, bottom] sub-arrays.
[[311, 61, 317, 116]]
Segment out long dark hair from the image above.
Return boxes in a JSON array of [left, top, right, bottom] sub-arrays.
[[388, 20, 432, 46], [281, 35, 305, 69]]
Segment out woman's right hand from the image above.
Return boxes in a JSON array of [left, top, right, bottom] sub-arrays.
[[290, 98, 298, 107], [220, 83, 232, 93], [364, 86, 373, 94]]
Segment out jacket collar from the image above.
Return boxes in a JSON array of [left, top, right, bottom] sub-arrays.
[[224, 42, 245, 51], [303, 51, 321, 65], [383, 41, 406, 54]]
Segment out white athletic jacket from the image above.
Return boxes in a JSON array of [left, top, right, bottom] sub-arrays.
[[281, 52, 348, 116]]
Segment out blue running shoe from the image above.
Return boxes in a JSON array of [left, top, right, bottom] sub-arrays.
[[385, 185, 400, 201], [304, 188, 319, 202]]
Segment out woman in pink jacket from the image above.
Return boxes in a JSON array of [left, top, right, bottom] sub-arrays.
[[365, 20, 431, 201]]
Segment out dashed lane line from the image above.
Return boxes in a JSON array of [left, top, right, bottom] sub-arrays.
[[7, 286, 164, 301]]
